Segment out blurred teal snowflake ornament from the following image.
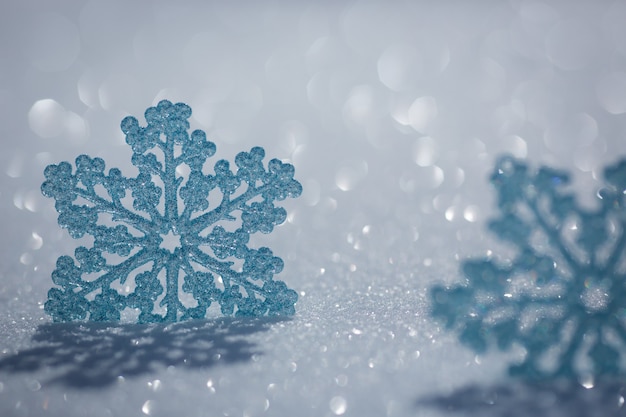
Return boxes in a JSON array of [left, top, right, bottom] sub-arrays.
[[431, 155, 626, 379], [42, 100, 302, 323]]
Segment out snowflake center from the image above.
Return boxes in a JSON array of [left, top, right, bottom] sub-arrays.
[[159, 230, 182, 253], [580, 278, 610, 313]]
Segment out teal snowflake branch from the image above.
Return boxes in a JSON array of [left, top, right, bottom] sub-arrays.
[[42, 100, 302, 323], [431, 155, 626, 379]]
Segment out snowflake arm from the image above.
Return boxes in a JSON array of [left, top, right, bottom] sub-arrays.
[[431, 155, 626, 379], [43, 159, 158, 236], [42, 100, 301, 323]]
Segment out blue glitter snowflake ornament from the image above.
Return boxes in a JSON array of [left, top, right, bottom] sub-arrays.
[[431, 155, 626, 379], [42, 100, 302, 323]]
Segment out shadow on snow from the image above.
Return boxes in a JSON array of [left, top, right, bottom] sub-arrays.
[[418, 379, 626, 417], [0, 317, 287, 388]]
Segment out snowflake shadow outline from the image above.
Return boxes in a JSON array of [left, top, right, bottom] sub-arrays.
[[418, 379, 626, 417], [0, 317, 287, 388]]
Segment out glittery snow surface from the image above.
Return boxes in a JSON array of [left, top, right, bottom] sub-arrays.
[[1, 1, 626, 416]]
